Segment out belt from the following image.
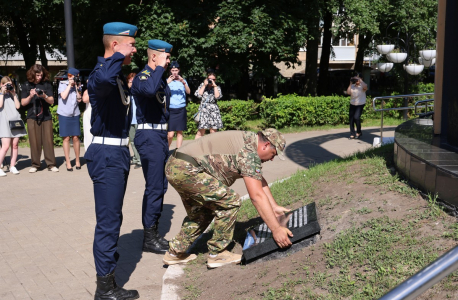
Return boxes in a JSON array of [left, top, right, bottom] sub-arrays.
[[137, 123, 168, 130], [172, 149, 199, 167], [92, 136, 129, 146]]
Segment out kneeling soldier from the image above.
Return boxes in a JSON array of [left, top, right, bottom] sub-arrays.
[[163, 129, 293, 268]]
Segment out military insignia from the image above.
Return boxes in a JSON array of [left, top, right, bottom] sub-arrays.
[[100, 64, 103, 66], [119, 30, 130, 35], [140, 75, 148, 81], [141, 70, 151, 76]]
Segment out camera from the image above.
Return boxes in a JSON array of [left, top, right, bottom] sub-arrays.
[[207, 79, 213, 85], [35, 88, 44, 96], [6, 83, 13, 91], [75, 76, 81, 85], [350, 77, 359, 84]]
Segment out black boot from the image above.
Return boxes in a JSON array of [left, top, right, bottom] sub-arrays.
[[94, 272, 139, 300], [143, 224, 168, 253]]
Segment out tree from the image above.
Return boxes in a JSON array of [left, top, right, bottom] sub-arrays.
[[0, 0, 66, 70]]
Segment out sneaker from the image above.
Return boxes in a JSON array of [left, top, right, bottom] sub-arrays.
[[163, 251, 197, 265], [48, 166, 59, 172], [10, 167, 20, 175], [29, 167, 38, 173], [207, 251, 242, 269], [0, 169, 6, 177]]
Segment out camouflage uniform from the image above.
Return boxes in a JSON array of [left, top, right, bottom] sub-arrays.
[[166, 131, 262, 254]]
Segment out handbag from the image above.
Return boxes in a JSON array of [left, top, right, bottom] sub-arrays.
[[9, 120, 25, 130], [193, 110, 201, 123]]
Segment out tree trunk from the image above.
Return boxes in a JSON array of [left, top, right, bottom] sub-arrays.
[[317, 2, 333, 96], [34, 20, 48, 69], [304, 35, 319, 96], [354, 34, 371, 73], [11, 16, 37, 70]]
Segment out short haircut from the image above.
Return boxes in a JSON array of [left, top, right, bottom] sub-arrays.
[[147, 48, 164, 59], [102, 35, 133, 50], [257, 131, 275, 149], [26, 64, 50, 83]]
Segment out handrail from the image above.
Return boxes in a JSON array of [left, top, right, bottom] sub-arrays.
[[414, 99, 435, 117], [372, 93, 434, 146], [379, 245, 458, 300]]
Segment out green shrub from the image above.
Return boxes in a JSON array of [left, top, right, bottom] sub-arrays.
[[183, 100, 257, 135], [259, 94, 378, 128]]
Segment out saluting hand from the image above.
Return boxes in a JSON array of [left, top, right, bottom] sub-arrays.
[[156, 52, 168, 68], [114, 43, 135, 57]]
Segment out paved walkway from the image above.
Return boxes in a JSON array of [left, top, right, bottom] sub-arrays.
[[0, 127, 395, 299]]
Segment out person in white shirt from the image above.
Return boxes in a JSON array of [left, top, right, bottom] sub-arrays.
[[346, 75, 368, 139]]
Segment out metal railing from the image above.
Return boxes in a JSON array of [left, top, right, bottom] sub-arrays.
[[414, 99, 435, 118], [379, 245, 458, 300], [372, 93, 434, 145]]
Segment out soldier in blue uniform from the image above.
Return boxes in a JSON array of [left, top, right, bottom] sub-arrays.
[[85, 22, 139, 300], [131, 40, 172, 253]]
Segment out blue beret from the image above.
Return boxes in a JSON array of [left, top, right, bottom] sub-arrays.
[[103, 22, 138, 37], [170, 61, 180, 69], [68, 68, 79, 76], [148, 39, 173, 53]]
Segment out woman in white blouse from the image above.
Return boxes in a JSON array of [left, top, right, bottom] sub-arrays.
[[346, 75, 368, 140]]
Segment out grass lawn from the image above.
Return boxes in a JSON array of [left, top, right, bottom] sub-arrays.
[[177, 143, 458, 300]]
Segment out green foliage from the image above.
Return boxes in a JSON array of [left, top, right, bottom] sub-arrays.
[[259, 94, 378, 128], [183, 100, 258, 136]]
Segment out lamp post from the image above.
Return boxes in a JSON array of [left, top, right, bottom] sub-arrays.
[[375, 22, 436, 120]]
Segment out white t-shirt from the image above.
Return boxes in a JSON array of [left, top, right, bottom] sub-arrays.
[[350, 84, 366, 106]]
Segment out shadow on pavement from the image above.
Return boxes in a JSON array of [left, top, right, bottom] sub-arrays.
[[115, 203, 175, 286], [285, 128, 394, 168]]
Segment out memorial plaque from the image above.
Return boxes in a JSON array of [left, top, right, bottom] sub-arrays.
[[242, 202, 320, 263]]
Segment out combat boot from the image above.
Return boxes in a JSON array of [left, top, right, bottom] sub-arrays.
[[143, 224, 168, 253], [94, 272, 139, 300]]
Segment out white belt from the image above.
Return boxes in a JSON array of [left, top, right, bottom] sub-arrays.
[[137, 123, 168, 130], [92, 136, 129, 146]]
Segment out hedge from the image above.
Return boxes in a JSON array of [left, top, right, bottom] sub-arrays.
[[259, 94, 379, 128], [183, 100, 258, 135]]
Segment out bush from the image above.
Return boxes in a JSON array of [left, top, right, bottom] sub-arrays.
[[259, 94, 378, 128], [183, 100, 258, 135]]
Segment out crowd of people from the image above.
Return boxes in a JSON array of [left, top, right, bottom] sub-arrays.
[[0, 56, 224, 177], [0, 20, 368, 300]]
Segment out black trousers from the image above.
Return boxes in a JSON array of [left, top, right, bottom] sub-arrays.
[[349, 104, 364, 136]]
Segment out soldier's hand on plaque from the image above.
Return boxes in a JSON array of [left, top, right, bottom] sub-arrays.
[[273, 205, 291, 217], [272, 226, 293, 248]]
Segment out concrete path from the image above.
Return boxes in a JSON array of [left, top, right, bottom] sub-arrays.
[[0, 126, 394, 299]]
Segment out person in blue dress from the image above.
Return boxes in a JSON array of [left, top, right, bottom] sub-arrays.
[[166, 61, 190, 148], [131, 39, 172, 254], [84, 22, 139, 300]]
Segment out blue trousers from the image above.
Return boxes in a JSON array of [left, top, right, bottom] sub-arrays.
[[134, 129, 169, 228], [85, 144, 130, 276]]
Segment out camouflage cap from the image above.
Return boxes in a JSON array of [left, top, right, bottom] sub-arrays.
[[262, 128, 286, 160]]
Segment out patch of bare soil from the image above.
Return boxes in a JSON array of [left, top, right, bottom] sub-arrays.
[[173, 159, 458, 300]]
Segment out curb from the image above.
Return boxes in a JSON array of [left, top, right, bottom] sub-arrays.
[[160, 176, 293, 299], [161, 265, 185, 300]]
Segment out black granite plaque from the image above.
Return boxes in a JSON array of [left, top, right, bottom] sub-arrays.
[[242, 202, 320, 263]]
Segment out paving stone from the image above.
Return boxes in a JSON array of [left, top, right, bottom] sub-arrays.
[[0, 128, 395, 299]]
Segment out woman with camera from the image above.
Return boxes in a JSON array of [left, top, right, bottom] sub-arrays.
[[0, 77, 27, 176], [194, 71, 223, 139], [57, 68, 82, 171], [21, 64, 58, 173], [167, 61, 190, 148], [347, 75, 367, 140]]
